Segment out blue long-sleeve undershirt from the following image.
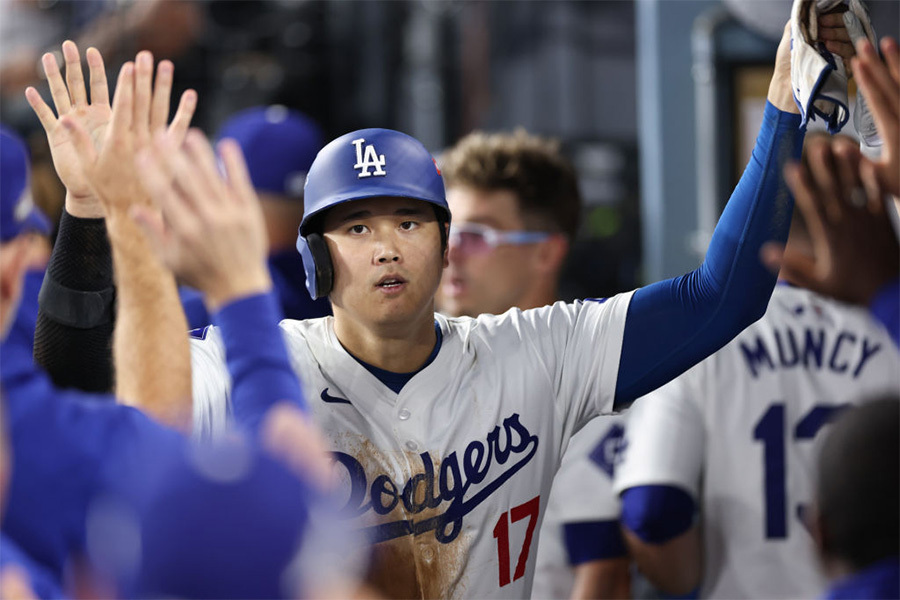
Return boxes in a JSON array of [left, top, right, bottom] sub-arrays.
[[614, 102, 803, 408], [213, 290, 308, 432]]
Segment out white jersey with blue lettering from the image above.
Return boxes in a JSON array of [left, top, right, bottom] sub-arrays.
[[613, 285, 900, 599], [531, 415, 625, 600], [190, 294, 633, 599]]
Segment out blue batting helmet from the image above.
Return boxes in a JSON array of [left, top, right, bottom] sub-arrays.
[[296, 128, 449, 299]]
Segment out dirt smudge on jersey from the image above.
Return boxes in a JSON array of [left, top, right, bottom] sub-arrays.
[[336, 441, 470, 599]]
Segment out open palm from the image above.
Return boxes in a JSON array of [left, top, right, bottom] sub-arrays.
[[26, 42, 111, 201]]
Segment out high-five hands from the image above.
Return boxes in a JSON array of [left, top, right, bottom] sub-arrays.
[[764, 135, 899, 306], [132, 131, 272, 311], [26, 42, 196, 218]]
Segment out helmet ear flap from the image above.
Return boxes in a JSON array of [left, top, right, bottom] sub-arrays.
[[306, 232, 334, 299]]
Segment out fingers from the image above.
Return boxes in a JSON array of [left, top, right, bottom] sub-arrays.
[[133, 51, 154, 139], [817, 12, 847, 29], [61, 40, 88, 107], [149, 60, 174, 133], [831, 136, 862, 204], [59, 115, 98, 166], [818, 24, 851, 42], [86, 47, 110, 107], [859, 158, 886, 215], [183, 130, 229, 206], [135, 144, 195, 229], [166, 89, 197, 145], [24, 87, 57, 131], [823, 40, 854, 63], [109, 62, 135, 135], [775, 246, 821, 292], [153, 133, 210, 218], [805, 139, 843, 221], [42, 51, 72, 116], [784, 162, 829, 243], [218, 139, 256, 205], [881, 37, 900, 83]]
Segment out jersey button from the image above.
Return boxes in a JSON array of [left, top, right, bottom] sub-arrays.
[[398, 409, 411, 421], [405, 440, 418, 451]]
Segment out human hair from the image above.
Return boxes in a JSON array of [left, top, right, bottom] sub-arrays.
[[440, 129, 582, 240], [816, 396, 900, 570]]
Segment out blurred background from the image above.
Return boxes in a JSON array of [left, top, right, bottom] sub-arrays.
[[2, 0, 898, 299]]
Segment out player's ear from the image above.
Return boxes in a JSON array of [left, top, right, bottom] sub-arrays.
[[806, 502, 831, 562], [535, 234, 568, 276]]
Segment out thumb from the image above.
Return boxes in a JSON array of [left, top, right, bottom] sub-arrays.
[[59, 115, 98, 166]]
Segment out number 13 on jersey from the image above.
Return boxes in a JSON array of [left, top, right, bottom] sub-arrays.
[[492, 496, 540, 587]]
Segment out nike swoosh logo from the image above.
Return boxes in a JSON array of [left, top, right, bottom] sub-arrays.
[[321, 388, 352, 405]]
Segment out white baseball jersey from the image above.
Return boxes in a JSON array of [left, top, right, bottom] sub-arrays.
[[531, 415, 625, 600], [190, 294, 633, 599], [613, 285, 900, 599]]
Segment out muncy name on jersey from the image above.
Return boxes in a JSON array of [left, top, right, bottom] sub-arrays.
[[331, 412, 539, 545], [740, 326, 883, 379]]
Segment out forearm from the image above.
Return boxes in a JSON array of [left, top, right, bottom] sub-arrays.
[[623, 526, 701, 595], [213, 291, 307, 433], [34, 209, 115, 393], [615, 102, 803, 406], [106, 210, 192, 430], [570, 558, 631, 600]]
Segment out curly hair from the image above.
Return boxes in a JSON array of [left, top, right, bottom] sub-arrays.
[[440, 129, 581, 240]]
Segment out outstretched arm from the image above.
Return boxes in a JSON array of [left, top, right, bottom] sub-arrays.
[[613, 23, 803, 407], [56, 43, 196, 428]]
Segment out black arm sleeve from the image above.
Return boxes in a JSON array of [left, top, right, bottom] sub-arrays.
[[33, 209, 116, 393]]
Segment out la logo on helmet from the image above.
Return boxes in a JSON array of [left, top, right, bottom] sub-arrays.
[[352, 138, 387, 178]]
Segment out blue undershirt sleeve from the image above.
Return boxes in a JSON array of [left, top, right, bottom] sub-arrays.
[[562, 520, 627, 564], [212, 291, 307, 432], [614, 102, 803, 408], [868, 278, 899, 349], [620, 485, 696, 544]]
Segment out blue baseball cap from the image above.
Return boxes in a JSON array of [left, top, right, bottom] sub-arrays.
[[217, 106, 324, 198], [1, 126, 50, 243]]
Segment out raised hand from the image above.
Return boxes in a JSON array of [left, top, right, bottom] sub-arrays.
[[853, 37, 900, 197], [50, 48, 196, 216], [132, 130, 271, 311], [765, 135, 899, 305], [25, 41, 111, 217]]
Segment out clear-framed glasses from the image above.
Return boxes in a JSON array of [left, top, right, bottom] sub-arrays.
[[448, 222, 551, 255]]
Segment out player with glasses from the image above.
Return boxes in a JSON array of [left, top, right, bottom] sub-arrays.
[[439, 130, 578, 318]]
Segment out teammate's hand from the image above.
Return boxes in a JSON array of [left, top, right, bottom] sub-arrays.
[[54, 49, 196, 217], [769, 22, 800, 114], [25, 42, 111, 218], [131, 130, 272, 311], [763, 135, 899, 305], [852, 37, 900, 197], [260, 402, 334, 491]]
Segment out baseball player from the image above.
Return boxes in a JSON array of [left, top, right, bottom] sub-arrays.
[[612, 138, 900, 597], [438, 130, 630, 599], [179, 105, 332, 329], [40, 23, 802, 598], [813, 397, 899, 600]]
